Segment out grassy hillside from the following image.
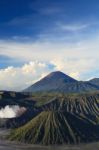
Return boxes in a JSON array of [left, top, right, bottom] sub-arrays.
[[8, 110, 99, 145], [8, 92, 99, 145]]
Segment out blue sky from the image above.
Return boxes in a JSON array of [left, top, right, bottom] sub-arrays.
[[0, 0, 99, 90], [0, 0, 99, 40]]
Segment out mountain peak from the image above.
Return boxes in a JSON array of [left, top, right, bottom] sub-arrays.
[[43, 71, 77, 82], [47, 71, 66, 76], [46, 71, 68, 79], [24, 71, 99, 93], [24, 71, 77, 92]]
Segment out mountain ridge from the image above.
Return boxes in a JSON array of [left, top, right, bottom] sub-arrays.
[[88, 78, 99, 87], [7, 92, 99, 145], [24, 71, 99, 93], [9, 108, 99, 144]]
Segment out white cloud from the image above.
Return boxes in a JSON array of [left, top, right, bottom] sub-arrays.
[[0, 34, 99, 62], [0, 58, 98, 91], [0, 105, 21, 118], [51, 58, 97, 79], [60, 23, 89, 32], [0, 26, 99, 90], [0, 61, 55, 91]]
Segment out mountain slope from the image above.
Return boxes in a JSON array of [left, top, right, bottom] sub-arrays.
[[39, 93, 99, 124], [88, 78, 99, 87], [24, 71, 99, 93], [8, 93, 99, 145], [8, 110, 99, 145], [0, 108, 40, 129], [24, 71, 77, 92]]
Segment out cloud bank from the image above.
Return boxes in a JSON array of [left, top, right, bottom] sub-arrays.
[[0, 61, 55, 91], [0, 58, 98, 91]]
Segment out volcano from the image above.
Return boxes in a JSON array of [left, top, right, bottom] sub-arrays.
[[24, 71, 99, 93]]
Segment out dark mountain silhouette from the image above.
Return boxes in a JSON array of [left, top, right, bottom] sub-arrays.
[[24, 71, 99, 93]]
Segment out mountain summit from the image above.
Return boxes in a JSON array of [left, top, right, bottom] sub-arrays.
[[44, 71, 77, 82], [24, 71, 99, 93], [24, 71, 77, 92]]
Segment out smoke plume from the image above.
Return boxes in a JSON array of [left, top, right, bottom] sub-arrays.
[[0, 105, 26, 118]]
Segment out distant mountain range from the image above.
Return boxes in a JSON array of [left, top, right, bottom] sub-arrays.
[[24, 71, 99, 93]]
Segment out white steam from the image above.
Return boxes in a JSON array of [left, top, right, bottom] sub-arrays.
[[0, 105, 25, 118]]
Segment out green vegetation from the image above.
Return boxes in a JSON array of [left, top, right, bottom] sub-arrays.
[[8, 110, 99, 145], [7, 91, 99, 145]]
